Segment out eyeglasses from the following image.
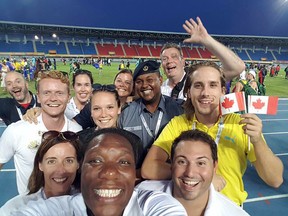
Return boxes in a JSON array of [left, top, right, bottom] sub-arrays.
[[42, 131, 79, 142], [92, 83, 116, 92]]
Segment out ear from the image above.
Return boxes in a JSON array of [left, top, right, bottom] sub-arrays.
[[159, 75, 163, 85], [221, 87, 226, 95], [213, 161, 218, 174], [39, 162, 43, 172], [186, 89, 191, 99]]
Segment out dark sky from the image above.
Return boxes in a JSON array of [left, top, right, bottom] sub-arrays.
[[1, 0, 288, 37]]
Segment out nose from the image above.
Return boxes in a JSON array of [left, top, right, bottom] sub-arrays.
[[100, 108, 107, 117], [55, 162, 68, 174], [184, 163, 198, 178], [99, 163, 118, 179], [201, 85, 209, 96]]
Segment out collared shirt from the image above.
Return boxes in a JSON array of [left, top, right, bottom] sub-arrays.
[[161, 72, 186, 100], [0, 91, 39, 126], [0, 115, 82, 194], [118, 95, 183, 152], [11, 189, 187, 216], [153, 113, 257, 206], [137, 180, 250, 216]]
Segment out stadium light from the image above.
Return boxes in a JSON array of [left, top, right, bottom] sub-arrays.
[[34, 35, 39, 40], [52, 33, 57, 38]]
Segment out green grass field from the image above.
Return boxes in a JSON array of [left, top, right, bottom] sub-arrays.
[[0, 62, 287, 98]]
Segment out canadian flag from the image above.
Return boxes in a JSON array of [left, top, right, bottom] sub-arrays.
[[247, 96, 278, 115], [219, 92, 246, 115]]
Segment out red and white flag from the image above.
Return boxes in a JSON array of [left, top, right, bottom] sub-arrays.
[[247, 95, 278, 115], [220, 92, 246, 115]]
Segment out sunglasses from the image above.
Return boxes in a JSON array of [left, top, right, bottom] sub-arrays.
[[42, 130, 79, 142], [92, 83, 116, 92]]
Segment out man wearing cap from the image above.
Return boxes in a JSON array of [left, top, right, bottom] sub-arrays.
[[118, 60, 184, 161]]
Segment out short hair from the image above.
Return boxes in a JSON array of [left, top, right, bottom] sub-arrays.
[[183, 61, 226, 120], [160, 43, 183, 58], [171, 129, 218, 163], [28, 133, 83, 194], [36, 70, 70, 93], [82, 128, 143, 169], [72, 69, 93, 87]]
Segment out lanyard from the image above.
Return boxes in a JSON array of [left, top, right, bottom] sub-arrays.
[[16, 95, 37, 120], [140, 111, 163, 139], [192, 116, 224, 145]]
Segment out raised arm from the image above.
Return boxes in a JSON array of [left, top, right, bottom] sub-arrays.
[[241, 113, 284, 187], [183, 17, 245, 81], [141, 145, 171, 180]]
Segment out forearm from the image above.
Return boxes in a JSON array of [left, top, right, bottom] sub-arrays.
[[202, 35, 245, 80], [253, 139, 283, 187], [141, 160, 171, 180]]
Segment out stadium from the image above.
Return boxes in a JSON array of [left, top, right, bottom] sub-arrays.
[[0, 0, 288, 215]]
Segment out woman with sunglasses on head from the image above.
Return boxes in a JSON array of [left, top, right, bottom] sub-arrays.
[[0, 131, 82, 215], [65, 69, 93, 120]]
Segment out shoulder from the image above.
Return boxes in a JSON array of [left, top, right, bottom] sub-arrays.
[[136, 180, 171, 193], [135, 188, 187, 216], [67, 119, 83, 132]]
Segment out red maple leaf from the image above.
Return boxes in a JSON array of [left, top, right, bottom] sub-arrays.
[[221, 97, 234, 109], [252, 98, 265, 109]]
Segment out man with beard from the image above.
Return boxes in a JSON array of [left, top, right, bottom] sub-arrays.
[[118, 60, 183, 160], [0, 71, 39, 126], [0, 71, 82, 195]]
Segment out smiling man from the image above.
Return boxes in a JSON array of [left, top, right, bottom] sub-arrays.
[[0, 71, 82, 195], [118, 60, 184, 158], [138, 130, 249, 216], [0, 71, 39, 126], [12, 128, 187, 216], [141, 61, 283, 206]]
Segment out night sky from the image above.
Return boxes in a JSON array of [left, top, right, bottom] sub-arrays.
[[1, 0, 288, 37]]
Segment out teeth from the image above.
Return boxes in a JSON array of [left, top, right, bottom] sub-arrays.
[[49, 104, 60, 107], [100, 120, 109, 123], [143, 90, 152, 94], [94, 189, 122, 198], [53, 177, 67, 183], [183, 180, 199, 186]]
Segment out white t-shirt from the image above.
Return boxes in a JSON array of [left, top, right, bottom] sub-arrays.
[[0, 115, 82, 194], [11, 189, 187, 216], [64, 97, 80, 120], [137, 180, 250, 216]]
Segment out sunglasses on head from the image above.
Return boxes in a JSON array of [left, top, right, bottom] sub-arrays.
[[42, 131, 79, 143], [92, 83, 116, 92]]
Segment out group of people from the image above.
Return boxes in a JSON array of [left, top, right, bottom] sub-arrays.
[[0, 17, 284, 216]]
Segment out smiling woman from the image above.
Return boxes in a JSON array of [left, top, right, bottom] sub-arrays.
[[0, 130, 82, 215]]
